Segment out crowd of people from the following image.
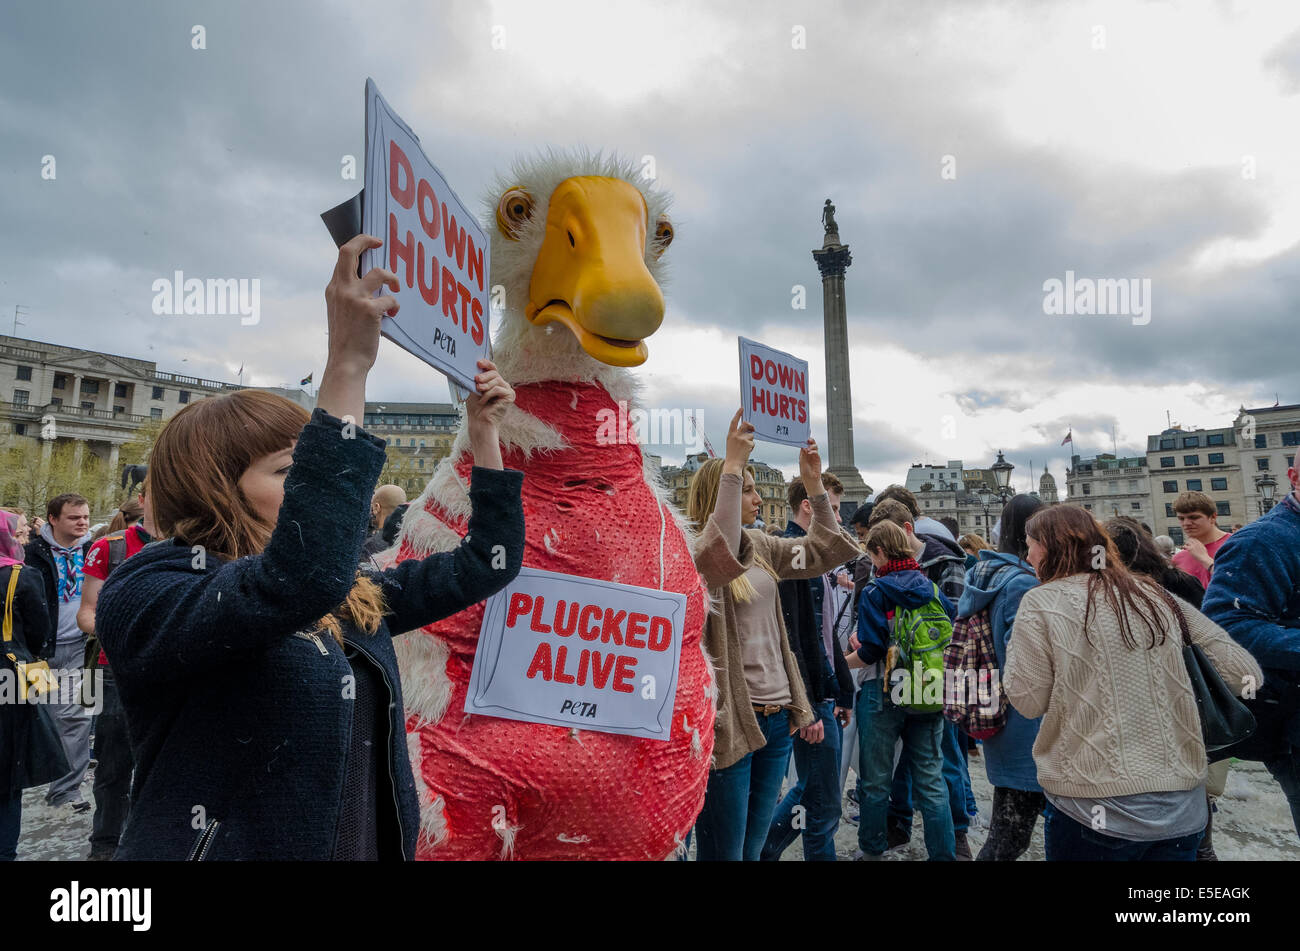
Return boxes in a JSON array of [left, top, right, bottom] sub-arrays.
[[715, 436, 1291, 861], [1, 236, 1297, 862]]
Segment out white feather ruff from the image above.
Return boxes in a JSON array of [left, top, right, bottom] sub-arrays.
[[394, 629, 454, 728]]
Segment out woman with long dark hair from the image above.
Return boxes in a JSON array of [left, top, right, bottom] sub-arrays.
[[1103, 516, 1205, 607], [1004, 506, 1261, 861], [956, 494, 1043, 860], [96, 235, 526, 860]]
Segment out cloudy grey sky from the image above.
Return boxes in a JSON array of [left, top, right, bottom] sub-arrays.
[[3, 0, 1298, 493]]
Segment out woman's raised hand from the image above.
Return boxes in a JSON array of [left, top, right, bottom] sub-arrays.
[[324, 234, 398, 376], [799, 436, 825, 493], [466, 359, 512, 470], [723, 408, 755, 475], [466, 359, 513, 432], [318, 235, 398, 424]]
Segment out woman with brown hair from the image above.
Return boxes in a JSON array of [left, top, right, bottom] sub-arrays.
[[1004, 506, 1261, 861], [105, 496, 144, 535], [958, 532, 991, 570], [688, 410, 860, 861], [95, 235, 525, 860], [1102, 514, 1226, 859]]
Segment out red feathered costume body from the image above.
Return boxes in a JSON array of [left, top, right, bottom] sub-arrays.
[[398, 381, 715, 860]]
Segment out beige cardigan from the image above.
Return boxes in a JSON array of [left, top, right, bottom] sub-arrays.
[[693, 483, 862, 771], [1004, 574, 1263, 799]]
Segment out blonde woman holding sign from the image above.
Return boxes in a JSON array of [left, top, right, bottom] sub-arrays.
[[689, 409, 860, 860]]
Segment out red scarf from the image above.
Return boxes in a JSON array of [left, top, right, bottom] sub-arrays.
[[876, 556, 922, 577]]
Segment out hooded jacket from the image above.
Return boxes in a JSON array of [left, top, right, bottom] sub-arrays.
[[916, 531, 968, 605], [855, 568, 956, 667], [24, 524, 93, 649], [956, 550, 1041, 791]]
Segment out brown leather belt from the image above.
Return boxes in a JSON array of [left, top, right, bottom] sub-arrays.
[[752, 703, 784, 716]]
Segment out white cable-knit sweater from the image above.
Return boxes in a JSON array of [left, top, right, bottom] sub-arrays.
[[1003, 574, 1263, 799]]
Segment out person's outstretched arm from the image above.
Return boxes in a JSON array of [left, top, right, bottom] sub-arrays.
[[378, 362, 525, 633], [758, 436, 859, 581], [693, 409, 756, 588]]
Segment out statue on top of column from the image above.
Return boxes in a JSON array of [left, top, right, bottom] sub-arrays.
[[821, 198, 837, 234]]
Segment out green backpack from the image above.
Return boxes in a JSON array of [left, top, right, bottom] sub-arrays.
[[885, 582, 953, 713]]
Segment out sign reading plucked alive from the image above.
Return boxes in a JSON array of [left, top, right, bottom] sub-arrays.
[[739, 335, 811, 447], [465, 567, 686, 741], [362, 78, 490, 392]]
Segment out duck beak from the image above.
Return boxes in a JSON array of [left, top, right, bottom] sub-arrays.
[[524, 176, 664, 367]]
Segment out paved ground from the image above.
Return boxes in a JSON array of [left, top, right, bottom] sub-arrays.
[[17, 753, 1300, 860], [17, 769, 97, 861], [772, 752, 1300, 861]]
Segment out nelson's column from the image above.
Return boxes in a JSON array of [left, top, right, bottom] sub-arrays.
[[813, 199, 871, 516]]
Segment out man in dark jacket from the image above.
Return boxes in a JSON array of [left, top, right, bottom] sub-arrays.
[[360, 483, 406, 558], [24, 493, 94, 812], [1203, 458, 1300, 839], [866, 499, 976, 858], [761, 476, 858, 861]]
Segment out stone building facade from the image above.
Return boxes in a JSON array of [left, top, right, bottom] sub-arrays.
[[1234, 404, 1300, 521], [361, 402, 461, 497], [1039, 466, 1059, 504], [0, 334, 324, 474], [1065, 452, 1152, 526], [659, 452, 789, 530]]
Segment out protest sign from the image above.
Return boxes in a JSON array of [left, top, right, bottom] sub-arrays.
[[362, 78, 490, 392], [465, 567, 686, 741], [739, 335, 811, 447]]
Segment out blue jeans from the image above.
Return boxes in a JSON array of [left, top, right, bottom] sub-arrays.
[[0, 793, 19, 861], [856, 680, 954, 860], [889, 720, 975, 834], [1043, 802, 1203, 861], [696, 709, 794, 861], [761, 700, 842, 861]]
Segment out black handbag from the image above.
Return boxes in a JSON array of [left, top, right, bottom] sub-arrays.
[[1156, 589, 1256, 754], [1206, 680, 1298, 764], [9, 701, 72, 793]]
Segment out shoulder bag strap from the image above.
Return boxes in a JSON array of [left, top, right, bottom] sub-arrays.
[[3, 564, 19, 645]]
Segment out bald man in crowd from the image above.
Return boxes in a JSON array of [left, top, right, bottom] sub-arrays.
[[361, 484, 407, 558]]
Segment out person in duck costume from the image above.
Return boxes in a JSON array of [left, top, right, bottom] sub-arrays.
[[392, 151, 715, 860]]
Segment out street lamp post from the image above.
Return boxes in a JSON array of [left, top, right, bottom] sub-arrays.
[[992, 451, 1015, 503], [1256, 473, 1279, 517], [977, 485, 994, 539]]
